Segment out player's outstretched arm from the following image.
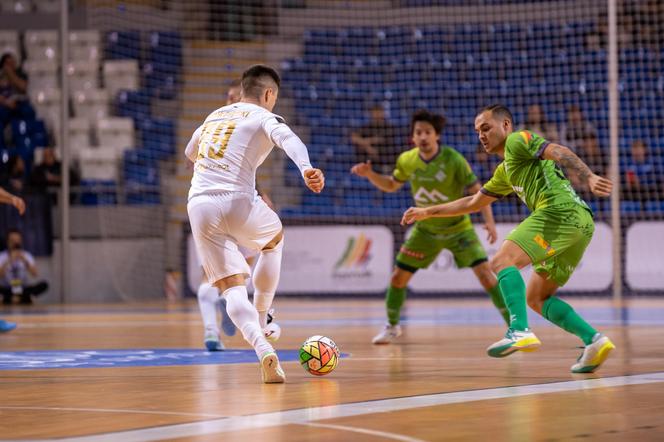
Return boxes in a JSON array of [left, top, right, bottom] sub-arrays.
[[542, 143, 613, 197], [401, 191, 495, 226], [350, 161, 403, 193], [468, 182, 497, 244]]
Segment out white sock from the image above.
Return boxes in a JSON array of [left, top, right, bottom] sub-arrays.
[[222, 285, 273, 358], [197, 282, 220, 335], [253, 239, 283, 328]]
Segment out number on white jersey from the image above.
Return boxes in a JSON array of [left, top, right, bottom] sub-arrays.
[[197, 121, 237, 160]]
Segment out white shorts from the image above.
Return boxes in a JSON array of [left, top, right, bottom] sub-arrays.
[[188, 192, 282, 284]]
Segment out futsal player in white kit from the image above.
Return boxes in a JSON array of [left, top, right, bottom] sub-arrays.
[[186, 65, 325, 383], [196, 78, 279, 351]]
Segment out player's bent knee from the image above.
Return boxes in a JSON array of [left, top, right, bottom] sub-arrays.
[[262, 230, 284, 251], [214, 274, 246, 293], [490, 255, 514, 275], [390, 267, 412, 288], [526, 294, 544, 314], [472, 262, 496, 288]]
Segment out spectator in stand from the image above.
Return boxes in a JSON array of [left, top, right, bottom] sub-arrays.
[[5, 155, 27, 194], [30, 146, 81, 195], [0, 228, 48, 305], [624, 140, 661, 202], [560, 105, 597, 153], [0, 53, 34, 150], [525, 104, 559, 143], [351, 104, 401, 174]]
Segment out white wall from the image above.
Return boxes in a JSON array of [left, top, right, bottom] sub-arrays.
[[37, 239, 166, 303]]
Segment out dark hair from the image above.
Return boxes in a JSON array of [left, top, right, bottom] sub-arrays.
[[6, 228, 21, 250], [0, 52, 13, 69], [479, 104, 513, 124], [410, 109, 446, 135], [7, 155, 23, 173], [241, 64, 280, 99]]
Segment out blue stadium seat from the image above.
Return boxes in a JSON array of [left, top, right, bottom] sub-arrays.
[[123, 150, 160, 205], [116, 89, 151, 122], [105, 31, 141, 60], [146, 31, 182, 68], [139, 118, 175, 160], [79, 180, 118, 205], [645, 201, 664, 215], [620, 201, 641, 215]]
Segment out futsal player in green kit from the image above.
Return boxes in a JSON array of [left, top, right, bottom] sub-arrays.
[[402, 105, 615, 373], [351, 109, 510, 344]]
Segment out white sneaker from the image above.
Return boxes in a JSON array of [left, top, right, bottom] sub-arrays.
[[260, 352, 286, 383], [372, 324, 402, 345], [264, 322, 281, 342], [571, 334, 616, 373], [204, 332, 225, 351], [487, 328, 541, 358]]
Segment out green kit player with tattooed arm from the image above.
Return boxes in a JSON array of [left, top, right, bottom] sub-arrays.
[[351, 109, 510, 344], [402, 104, 615, 373]]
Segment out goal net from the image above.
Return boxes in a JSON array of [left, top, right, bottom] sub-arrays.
[[30, 0, 662, 300]]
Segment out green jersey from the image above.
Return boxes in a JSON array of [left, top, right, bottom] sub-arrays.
[[393, 146, 478, 235], [481, 130, 590, 212]]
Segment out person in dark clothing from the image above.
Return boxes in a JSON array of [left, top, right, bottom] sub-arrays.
[[0, 229, 48, 305], [0, 53, 34, 150], [350, 104, 402, 174], [30, 146, 81, 190]]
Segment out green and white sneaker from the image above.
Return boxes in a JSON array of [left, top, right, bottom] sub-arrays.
[[487, 328, 541, 358], [260, 352, 286, 384], [571, 334, 615, 373], [372, 324, 402, 345]]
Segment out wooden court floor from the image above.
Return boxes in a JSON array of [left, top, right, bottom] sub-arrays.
[[1, 297, 664, 441]]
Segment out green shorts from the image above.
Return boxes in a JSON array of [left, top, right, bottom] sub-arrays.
[[507, 204, 595, 286], [396, 224, 488, 272]]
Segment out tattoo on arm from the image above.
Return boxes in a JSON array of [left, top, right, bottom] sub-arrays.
[[547, 145, 593, 183]]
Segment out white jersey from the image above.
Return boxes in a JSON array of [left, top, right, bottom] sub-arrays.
[[186, 102, 312, 200]]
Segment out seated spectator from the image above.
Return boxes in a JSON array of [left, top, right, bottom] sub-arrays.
[[560, 104, 597, 152], [624, 140, 661, 201], [350, 104, 401, 174], [30, 146, 81, 192], [5, 155, 27, 194], [0, 53, 34, 150], [525, 104, 559, 142], [0, 229, 48, 305]]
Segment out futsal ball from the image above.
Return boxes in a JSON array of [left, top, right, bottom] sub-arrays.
[[299, 335, 340, 376]]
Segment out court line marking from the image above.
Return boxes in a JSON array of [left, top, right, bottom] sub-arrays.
[[300, 422, 425, 442], [31, 371, 664, 442], [0, 406, 225, 419], [9, 316, 664, 328]]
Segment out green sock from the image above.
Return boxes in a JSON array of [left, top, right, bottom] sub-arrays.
[[497, 266, 529, 331], [542, 296, 598, 345], [487, 284, 510, 325], [386, 285, 407, 326]]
